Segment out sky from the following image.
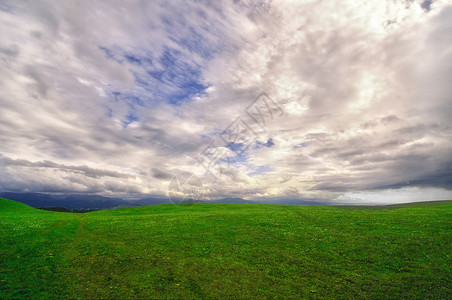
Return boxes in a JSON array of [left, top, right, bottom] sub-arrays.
[[1, 0, 452, 205]]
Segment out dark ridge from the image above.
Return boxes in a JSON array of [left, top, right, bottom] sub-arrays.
[[336, 200, 452, 209], [37, 207, 100, 213]]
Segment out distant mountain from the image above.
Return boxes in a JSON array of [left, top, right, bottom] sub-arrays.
[[0, 192, 168, 210], [255, 198, 328, 205], [207, 198, 254, 204], [0, 192, 328, 210], [130, 197, 172, 206], [203, 197, 327, 205]]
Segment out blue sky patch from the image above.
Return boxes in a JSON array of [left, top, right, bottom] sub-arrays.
[[124, 53, 144, 66], [122, 113, 139, 128], [255, 138, 275, 149], [225, 142, 245, 153], [99, 46, 115, 60], [102, 45, 210, 106], [248, 165, 274, 177], [293, 142, 309, 149]]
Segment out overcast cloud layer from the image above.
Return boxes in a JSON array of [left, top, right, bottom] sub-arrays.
[[1, 0, 451, 204]]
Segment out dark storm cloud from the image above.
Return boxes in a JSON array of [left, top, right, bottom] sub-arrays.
[[0, 157, 132, 179]]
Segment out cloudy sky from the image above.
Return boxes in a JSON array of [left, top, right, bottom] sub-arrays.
[[1, 0, 451, 204]]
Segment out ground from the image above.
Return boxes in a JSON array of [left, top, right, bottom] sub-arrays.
[[0, 198, 451, 299]]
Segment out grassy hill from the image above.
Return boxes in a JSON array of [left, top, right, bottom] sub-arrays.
[[0, 198, 450, 299]]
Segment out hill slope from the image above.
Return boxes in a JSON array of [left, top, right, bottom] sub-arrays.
[[0, 197, 36, 212], [0, 198, 451, 298]]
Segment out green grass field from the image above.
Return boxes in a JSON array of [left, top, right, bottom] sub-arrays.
[[0, 198, 451, 299]]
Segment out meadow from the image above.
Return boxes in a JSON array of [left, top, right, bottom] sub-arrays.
[[0, 198, 450, 299]]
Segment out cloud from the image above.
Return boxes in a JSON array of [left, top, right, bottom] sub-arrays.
[[0, 0, 451, 204], [335, 187, 452, 205]]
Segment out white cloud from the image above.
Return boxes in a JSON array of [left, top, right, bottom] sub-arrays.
[[0, 0, 451, 204], [335, 187, 452, 205]]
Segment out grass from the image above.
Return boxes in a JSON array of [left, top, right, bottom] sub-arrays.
[[0, 198, 451, 299]]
